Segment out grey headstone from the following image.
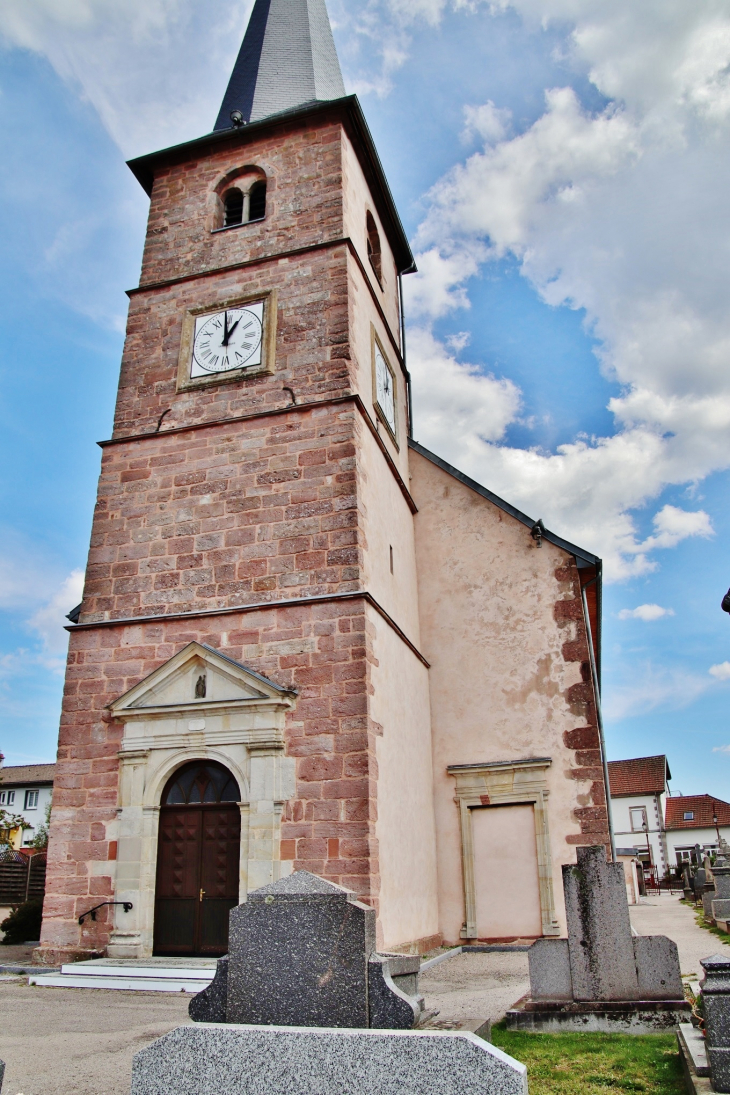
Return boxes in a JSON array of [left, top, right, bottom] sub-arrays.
[[701, 955, 730, 1092], [528, 938, 573, 1001], [714, 865, 730, 903], [130, 1024, 528, 1095], [0, 1057, 4, 1092], [632, 936, 683, 1000], [704, 885, 717, 920], [189, 955, 228, 1023], [694, 869, 707, 897], [714, 899, 730, 920], [226, 871, 376, 1028], [563, 845, 640, 1001]]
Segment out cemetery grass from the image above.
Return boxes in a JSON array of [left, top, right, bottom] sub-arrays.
[[491, 1024, 684, 1095], [684, 901, 730, 943]]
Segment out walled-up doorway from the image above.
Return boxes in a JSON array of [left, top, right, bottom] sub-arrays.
[[153, 760, 241, 957]]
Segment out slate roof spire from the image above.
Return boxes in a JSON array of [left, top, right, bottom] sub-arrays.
[[215, 0, 346, 130]]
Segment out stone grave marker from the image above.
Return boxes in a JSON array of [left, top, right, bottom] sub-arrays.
[[507, 845, 688, 1032], [131, 1025, 527, 1095], [712, 840, 730, 925], [701, 954, 730, 1092], [190, 871, 423, 1029]]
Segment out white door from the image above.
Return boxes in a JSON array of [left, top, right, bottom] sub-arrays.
[[472, 804, 542, 940]]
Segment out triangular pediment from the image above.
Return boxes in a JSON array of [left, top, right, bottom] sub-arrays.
[[109, 642, 296, 717]]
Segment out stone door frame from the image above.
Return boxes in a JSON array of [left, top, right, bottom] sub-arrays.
[[447, 757, 560, 940], [105, 643, 297, 959]]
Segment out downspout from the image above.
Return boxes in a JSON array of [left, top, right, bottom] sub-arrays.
[[580, 572, 616, 862], [398, 273, 413, 438]]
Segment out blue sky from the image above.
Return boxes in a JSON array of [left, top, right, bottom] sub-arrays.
[[1, 0, 730, 800]]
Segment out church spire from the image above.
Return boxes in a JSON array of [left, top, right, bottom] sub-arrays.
[[214, 0, 346, 130]]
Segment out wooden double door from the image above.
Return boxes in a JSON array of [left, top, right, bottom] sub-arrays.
[[153, 761, 241, 957]]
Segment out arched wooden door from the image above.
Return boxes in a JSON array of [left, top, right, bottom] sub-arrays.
[[153, 761, 241, 957]]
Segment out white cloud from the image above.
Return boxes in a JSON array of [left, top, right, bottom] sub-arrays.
[[409, 327, 521, 451], [0, 0, 253, 156], [618, 604, 675, 621], [29, 570, 85, 659], [603, 661, 710, 719], [403, 1, 730, 579], [709, 662, 730, 681], [462, 101, 512, 144], [0, 549, 84, 677], [712, 745, 730, 754]]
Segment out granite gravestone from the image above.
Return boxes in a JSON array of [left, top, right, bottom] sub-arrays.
[[712, 840, 730, 923], [700, 954, 730, 1092], [507, 845, 687, 1032], [189, 871, 422, 1029], [131, 1025, 527, 1095]]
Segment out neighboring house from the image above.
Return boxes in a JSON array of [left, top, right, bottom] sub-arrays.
[[664, 795, 730, 869], [0, 765, 55, 849], [608, 755, 670, 879]]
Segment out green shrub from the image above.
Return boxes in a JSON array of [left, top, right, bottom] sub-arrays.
[[0, 897, 43, 944]]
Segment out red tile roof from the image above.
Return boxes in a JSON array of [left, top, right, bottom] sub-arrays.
[[0, 764, 56, 787], [607, 755, 669, 797], [665, 795, 730, 830]]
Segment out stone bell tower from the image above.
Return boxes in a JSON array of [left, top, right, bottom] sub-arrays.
[[39, 0, 440, 964]]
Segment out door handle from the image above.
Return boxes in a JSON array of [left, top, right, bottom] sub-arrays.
[[199, 888, 205, 902]]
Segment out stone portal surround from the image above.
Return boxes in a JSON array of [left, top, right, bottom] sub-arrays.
[[448, 758, 559, 940]]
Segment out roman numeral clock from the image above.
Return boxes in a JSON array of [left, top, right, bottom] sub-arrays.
[[177, 291, 277, 390]]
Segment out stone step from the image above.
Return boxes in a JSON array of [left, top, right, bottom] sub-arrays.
[[28, 961, 216, 993]]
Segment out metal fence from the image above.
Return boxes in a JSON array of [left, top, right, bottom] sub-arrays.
[[0, 849, 46, 905]]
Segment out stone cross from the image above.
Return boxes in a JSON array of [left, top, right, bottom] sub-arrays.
[[189, 871, 423, 1029]]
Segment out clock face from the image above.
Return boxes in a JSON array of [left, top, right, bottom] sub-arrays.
[[375, 346, 396, 435], [191, 301, 264, 378]]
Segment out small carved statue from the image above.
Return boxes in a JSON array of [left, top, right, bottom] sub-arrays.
[[195, 674, 206, 699]]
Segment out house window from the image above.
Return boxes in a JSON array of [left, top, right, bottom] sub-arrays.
[[683, 811, 694, 821], [366, 212, 382, 282], [22, 828, 34, 846], [0, 790, 15, 806], [630, 807, 647, 832], [25, 789, 39, 810]]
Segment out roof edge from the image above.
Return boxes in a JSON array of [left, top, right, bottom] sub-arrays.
[[409, 438, 601, 568], [126, 96, 415, 276]]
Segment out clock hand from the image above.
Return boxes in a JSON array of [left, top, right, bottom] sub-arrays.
[[226, 317, 241, 340], [222, 311, 230, 346]]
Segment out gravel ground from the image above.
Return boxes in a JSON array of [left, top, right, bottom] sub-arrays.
[[629, 890, 730, 978], [419, 949, 530, 1027], [0, 983, 192, 1095]]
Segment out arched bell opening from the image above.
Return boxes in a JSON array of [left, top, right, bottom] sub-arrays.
[[153, 759, 241, 957]]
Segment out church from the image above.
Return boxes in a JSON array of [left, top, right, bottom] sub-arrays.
[[38, 0, 609, 965]]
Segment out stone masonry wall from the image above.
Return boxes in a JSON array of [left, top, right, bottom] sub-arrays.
[[83, 402, 363, 623], [556, 560, 611, 850], [115, 244, 352, 440], [139, 115, 346, 291]]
